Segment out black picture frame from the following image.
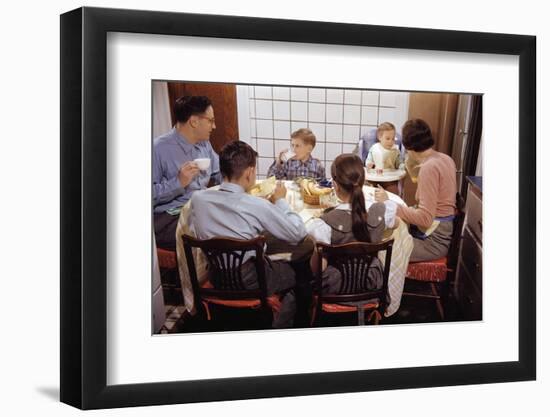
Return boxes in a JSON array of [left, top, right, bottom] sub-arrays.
[[60, 6, 536, 410]]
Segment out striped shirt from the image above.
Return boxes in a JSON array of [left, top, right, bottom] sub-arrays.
[[267, 156, 326, 180]]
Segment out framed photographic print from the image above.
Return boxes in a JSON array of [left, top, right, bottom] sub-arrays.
[[60, 6, 536, 410]]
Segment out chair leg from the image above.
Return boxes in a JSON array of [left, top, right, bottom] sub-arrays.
[[310, 304, 317, 327], [430, 283, 445, 320]]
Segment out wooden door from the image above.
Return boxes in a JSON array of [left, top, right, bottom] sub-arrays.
[[402, 92, 459, 206], [166, 81, 239, 153]]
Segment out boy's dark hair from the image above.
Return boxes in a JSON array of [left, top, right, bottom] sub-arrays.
[[173, 96, 212, 123], [402, 119, 435, 152], [219, 141, 258, 180]]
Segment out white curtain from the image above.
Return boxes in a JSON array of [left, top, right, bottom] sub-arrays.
[[152, 81, 172, 140]]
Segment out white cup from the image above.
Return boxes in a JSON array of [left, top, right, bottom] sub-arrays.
[[282, 150, 296, 162], [194, 158, 210, 171], [372, 147, 384, 170]]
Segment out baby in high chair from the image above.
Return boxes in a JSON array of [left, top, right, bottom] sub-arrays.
[[365, 122, 403, 194]]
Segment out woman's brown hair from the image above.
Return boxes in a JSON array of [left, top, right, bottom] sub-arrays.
[[331, 154, 370, 242], [402, 119, 435, 152]]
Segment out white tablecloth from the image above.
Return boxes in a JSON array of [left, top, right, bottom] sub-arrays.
[[175, 182, 412, 317]]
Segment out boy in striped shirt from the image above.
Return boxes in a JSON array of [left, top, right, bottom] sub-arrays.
[[267, 128, 326, 180]]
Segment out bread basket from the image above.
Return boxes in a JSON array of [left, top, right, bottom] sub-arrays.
[[301, 190, 320, 206]]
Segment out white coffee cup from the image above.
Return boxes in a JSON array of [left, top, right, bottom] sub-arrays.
[[194, 158, 210, 170]]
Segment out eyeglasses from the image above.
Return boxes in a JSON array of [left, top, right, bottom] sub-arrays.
[[198, 116, 216, 125]]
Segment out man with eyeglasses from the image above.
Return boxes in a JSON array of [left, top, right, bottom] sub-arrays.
[[153, 95, 222, 250]]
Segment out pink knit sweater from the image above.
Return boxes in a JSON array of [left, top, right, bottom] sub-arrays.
[[397, 151, 457, 229]]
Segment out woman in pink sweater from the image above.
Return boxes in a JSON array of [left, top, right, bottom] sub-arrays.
[[375, 119, 457, 261]]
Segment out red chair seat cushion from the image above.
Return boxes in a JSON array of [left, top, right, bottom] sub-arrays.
[[312, 295, 379, 313], [321, 301, 379, 313], [406, 257, 448, 282], [157, 248, 177, 269], [201, 281, 282, 312]]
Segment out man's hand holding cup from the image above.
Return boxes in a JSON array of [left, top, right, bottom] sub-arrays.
[[178, 161, 200, 187]]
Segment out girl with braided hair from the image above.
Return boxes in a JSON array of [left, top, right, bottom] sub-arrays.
[[306, 154, 398, 291]]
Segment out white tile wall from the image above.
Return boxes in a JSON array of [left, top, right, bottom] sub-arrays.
[[291, 87, 308, 101], [241, 85, 409, 178], [247, 138, 257, 151], [326, 124, 343, 141], [255, 99, 273, 119], [361, 106, 378, 125], [360, 125, 374, 137], [273, 101, 290, 120], [342, 143, 357, 153], [249, 119, 257, 137], [256, 119, 273, 138], [325, 161, 333, 178], [273, 120, 291, 139], [308, 103, 325, 123], [344, 89, 362, 105], [291, 121, 304, 133], [258, 157, 273, 176], [311, 143, 325, 160], [308, 122, 326, 141], [362, 91, 379, 106], [308, 88, 325, 103], [343, 105, 361, 124], [378, 107, 396, 125], [326, 143, 343, 160], [379, 91, 398, 107], [291, 101, 308, 121], [257, 139, 274, 158], [326, 89, 344, 104], [273, 87, 290, 100], [343, 125, 361, 143], [326, 104, 343, 123], [254, 86, 272, 99]]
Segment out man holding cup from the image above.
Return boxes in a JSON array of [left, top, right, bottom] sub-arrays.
[[153, 96, 222, 250]]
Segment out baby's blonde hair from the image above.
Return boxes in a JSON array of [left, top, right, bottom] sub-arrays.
[[377, 122, 396, 140]]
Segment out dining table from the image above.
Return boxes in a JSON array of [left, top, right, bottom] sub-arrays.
[[175, 180, 413, 317]]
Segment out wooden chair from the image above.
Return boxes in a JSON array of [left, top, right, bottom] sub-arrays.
[[181, 234, 282, 328], [403, 202, 466, 320], [311, 239, 394, 326], [156, 247, 183, 305]]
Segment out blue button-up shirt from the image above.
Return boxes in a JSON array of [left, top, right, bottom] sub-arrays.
[[153, 128, 222, 214], [190, 182, 307, 262]]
